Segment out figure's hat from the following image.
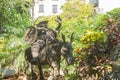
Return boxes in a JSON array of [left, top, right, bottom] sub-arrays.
[[37, 21, 48, 28]]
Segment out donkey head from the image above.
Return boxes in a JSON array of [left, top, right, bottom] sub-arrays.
[[61, 33, 74, 65]]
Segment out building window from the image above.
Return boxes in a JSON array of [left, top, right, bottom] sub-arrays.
[[52, 5, 57, 13], [39, 5, 44, 13], [89, 0, 99, 7]]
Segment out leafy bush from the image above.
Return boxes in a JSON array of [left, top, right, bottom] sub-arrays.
[[90, 14, 109, 30], [89, 8, 120, 30], [80, 30, 105, 47], [107, 8, 120, 19], [75, 16, 120, 79]]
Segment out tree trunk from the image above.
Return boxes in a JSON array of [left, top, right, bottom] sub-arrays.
[[32, 0, 34, 26]]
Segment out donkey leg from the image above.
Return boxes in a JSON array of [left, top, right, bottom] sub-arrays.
[[48, 67, 54, 80], [31, 65, 37, 80], [54, 66, 61, 80], [54, 62, 60, 76], [50, 61, 60, 80], [38, 64, 45, 80], [57, 62, 60, 76]]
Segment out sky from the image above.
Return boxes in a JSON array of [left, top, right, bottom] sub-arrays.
[[99, 0, 120, 13]]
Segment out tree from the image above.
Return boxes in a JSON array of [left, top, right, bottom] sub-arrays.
[[61, 0, 94, 21]]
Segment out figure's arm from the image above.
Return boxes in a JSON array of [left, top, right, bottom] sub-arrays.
[[24, 26, 38, 44], [55, 16, 62, 34]]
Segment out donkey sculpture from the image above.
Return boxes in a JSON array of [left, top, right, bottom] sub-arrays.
[[24, 33, 74, 80]]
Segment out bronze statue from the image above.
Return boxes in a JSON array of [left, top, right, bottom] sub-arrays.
[[24, 16, 62, 62]]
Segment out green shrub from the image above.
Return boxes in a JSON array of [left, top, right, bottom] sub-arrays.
[[107, 8, 120, 19], [75, 17, 120, 79]]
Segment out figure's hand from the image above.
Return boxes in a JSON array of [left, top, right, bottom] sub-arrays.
[[56, 16, 62, 24], [55, 16, 62, 33]]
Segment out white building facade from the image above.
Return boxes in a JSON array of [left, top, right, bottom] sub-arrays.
[[33, 0, 66, 18]]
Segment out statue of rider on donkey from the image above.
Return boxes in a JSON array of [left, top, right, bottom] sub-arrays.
[[24, 16, 62, 63], [24, 16, 74, 80]]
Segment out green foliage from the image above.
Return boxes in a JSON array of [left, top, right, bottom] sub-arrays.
[[80, 30, 105, 47], [0, 0, 31, 74], [61, 0, 94, 21], [107, 8, 120, 19], [89, 8, 120, 30], [0, 0, 31, 37], [90, 14, 109, 29]]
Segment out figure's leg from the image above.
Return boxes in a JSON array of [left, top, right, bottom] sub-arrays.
[[31, 42, 40, 62], [38, 64, 45, 80]]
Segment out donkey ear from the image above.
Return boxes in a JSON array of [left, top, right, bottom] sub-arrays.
[[70, 32, 74, 44], [62, 34, 65, 42]]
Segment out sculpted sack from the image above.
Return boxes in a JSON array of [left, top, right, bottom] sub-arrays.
[[24, 26, 38, 44]]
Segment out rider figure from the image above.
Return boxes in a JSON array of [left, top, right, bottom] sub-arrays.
[[31, 21, 47, 62], [30, 17, 62, 62]]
